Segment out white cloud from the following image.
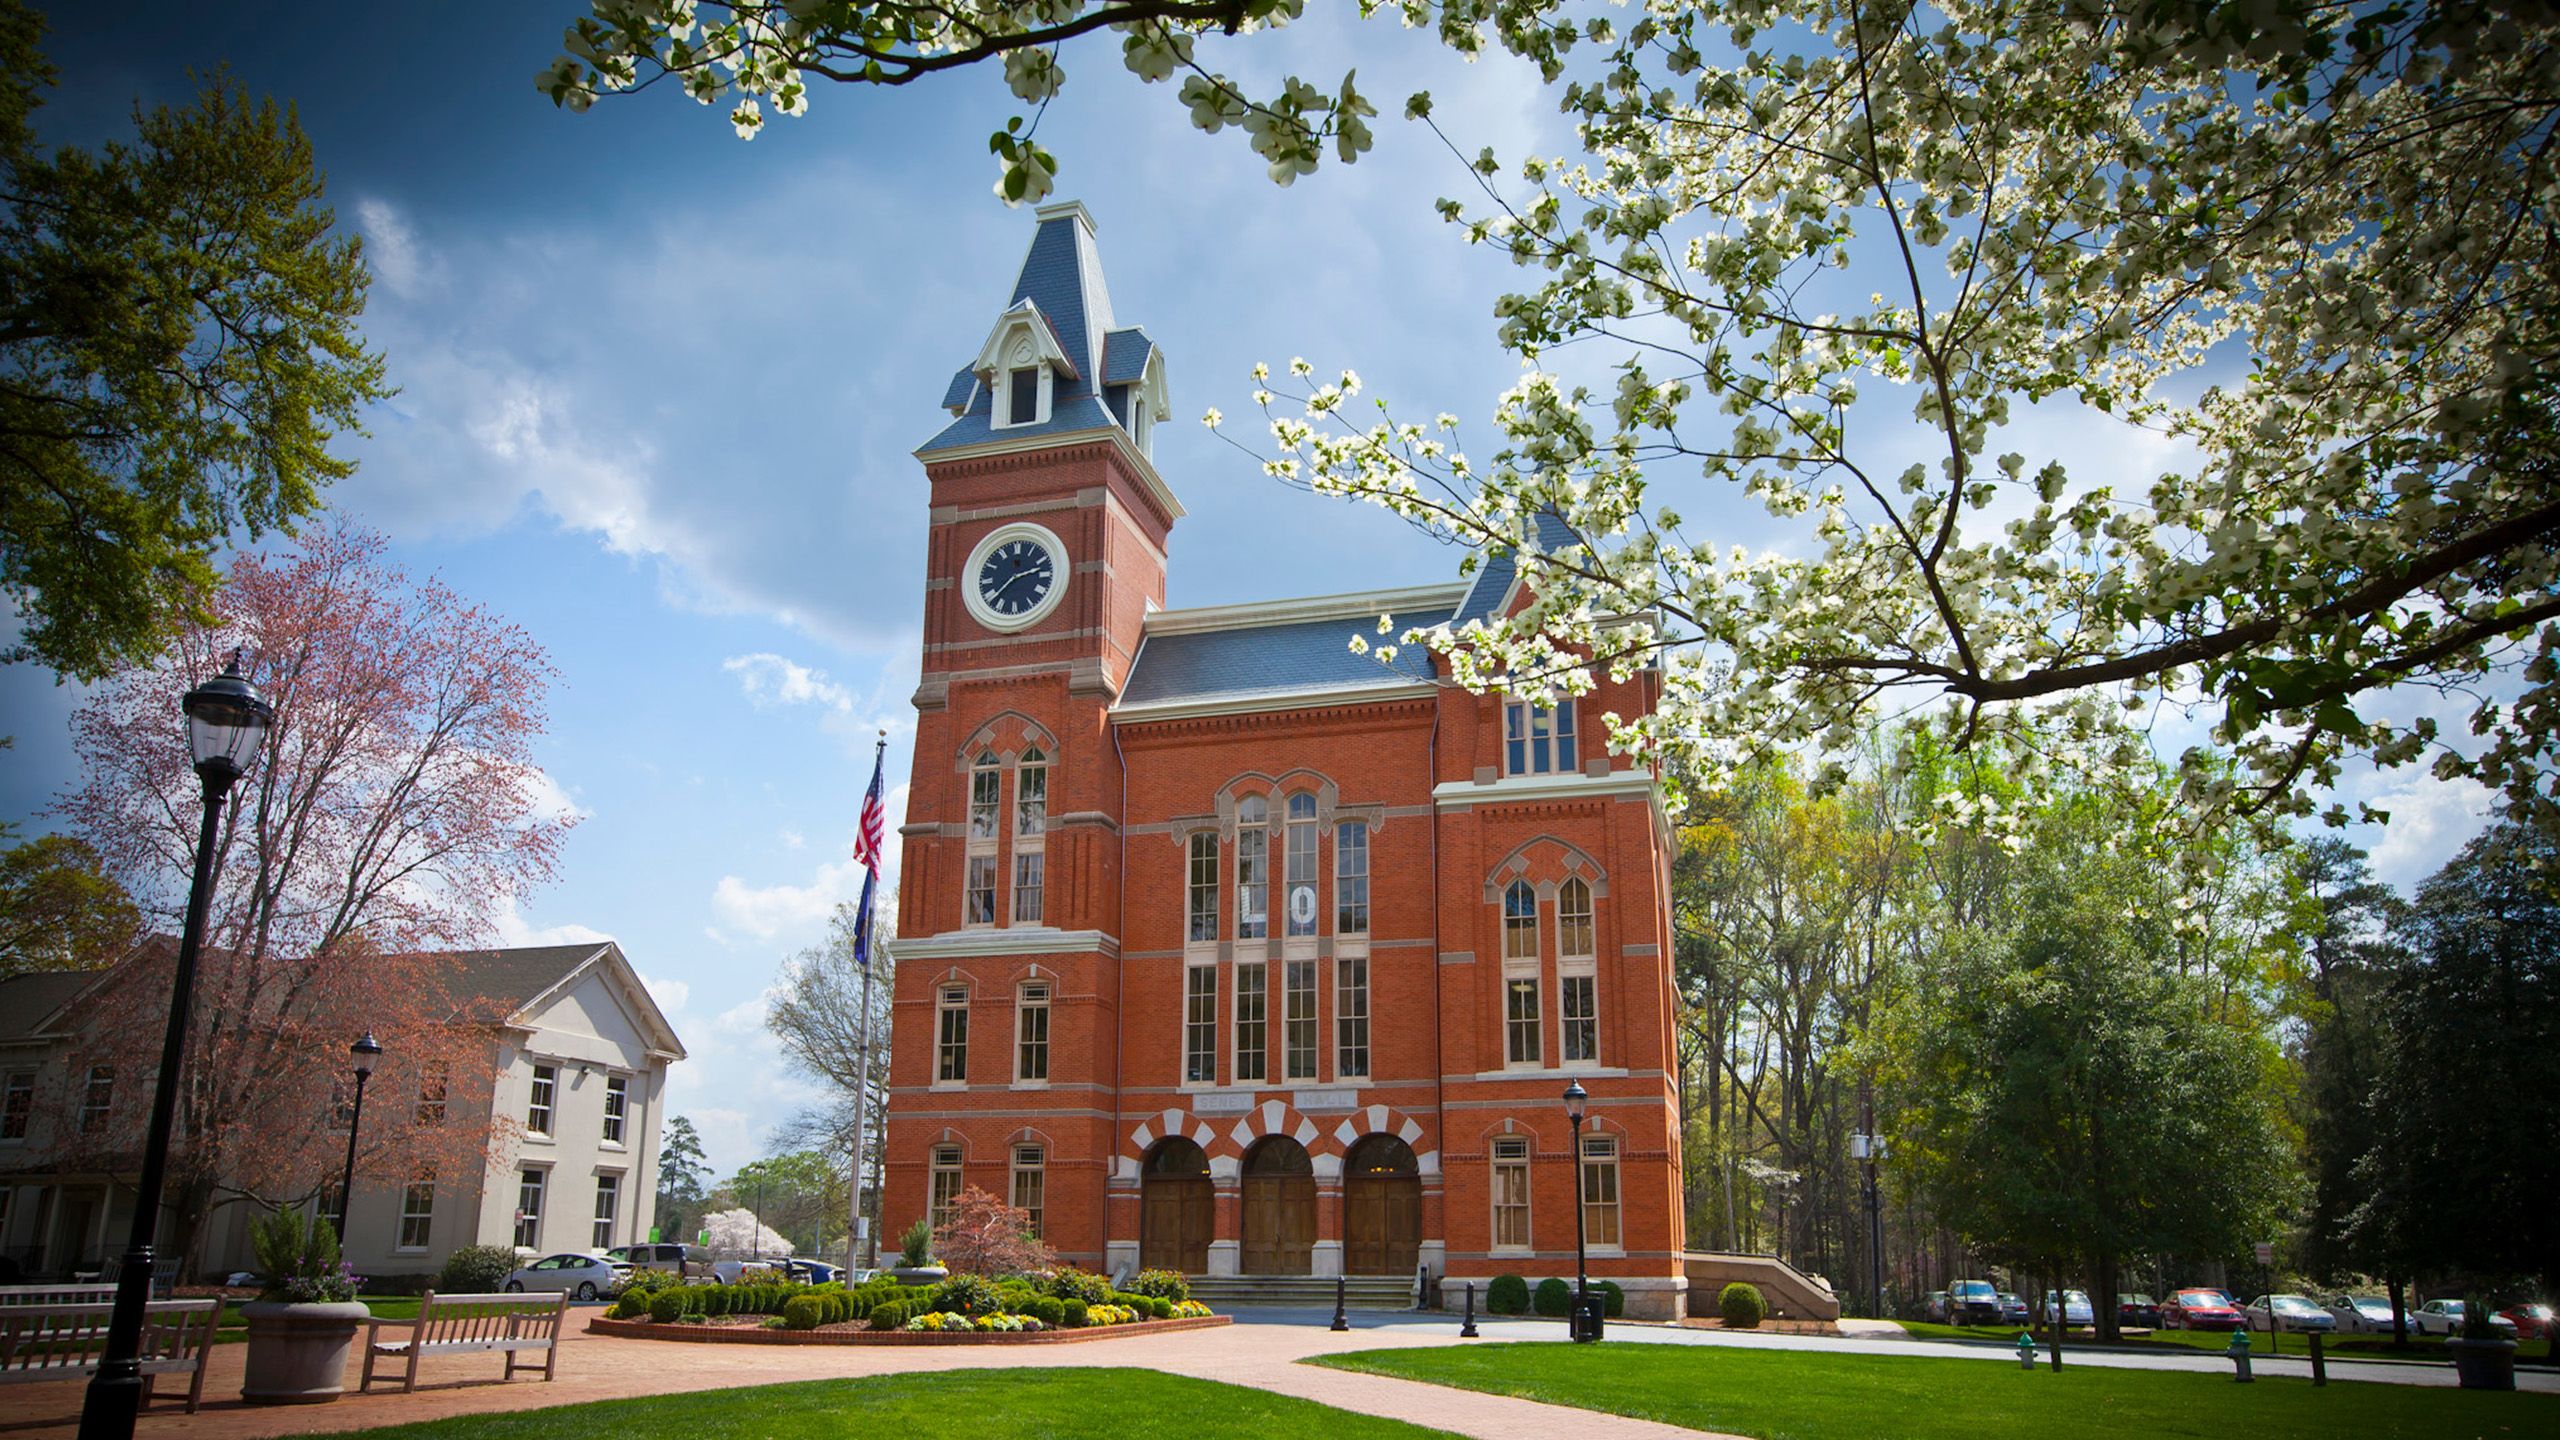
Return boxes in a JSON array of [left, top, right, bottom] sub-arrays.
[[724, 653, 856, 713], [520, 766, 593, 824], [2362, 777, 2495, 891], [779, 829, 805, 851], [355, 197, 434, 300], [640, 973, 692, 1015], [488, 896, 613, 949], [706, 783, 907, 943]]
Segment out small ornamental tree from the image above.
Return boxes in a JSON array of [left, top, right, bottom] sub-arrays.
[[931, 1186, 1054, 1278], [699, 1206, 793, 1261]]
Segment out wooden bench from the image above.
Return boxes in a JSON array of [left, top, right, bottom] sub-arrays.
[[0, 1284, 117, 1308], [0, 1298, 220, 1413], [360, 1290, 567, 1394]]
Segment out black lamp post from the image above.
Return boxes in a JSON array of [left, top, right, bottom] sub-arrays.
[[79, 653, 271, 1440], [335, 1033, 383, 1237], [1563, 1080, 1596, 1343]]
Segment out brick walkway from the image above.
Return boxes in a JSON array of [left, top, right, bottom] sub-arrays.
[[0, 1312, 1726, 1440]]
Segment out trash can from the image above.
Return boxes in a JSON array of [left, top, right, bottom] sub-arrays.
[[1573, 1292, 1606, 1343]]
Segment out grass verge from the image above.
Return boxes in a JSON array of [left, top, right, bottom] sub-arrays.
[[323, 1368, 1454, 1439], [1311, 1340, 2556, 1440], [1898, 1319, 2554, 1363]]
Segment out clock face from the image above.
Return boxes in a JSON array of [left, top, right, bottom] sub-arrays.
[[976, 536, 1057, 619]]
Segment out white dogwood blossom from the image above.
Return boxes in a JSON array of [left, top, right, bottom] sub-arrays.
[[548, 0, 2560, 831]]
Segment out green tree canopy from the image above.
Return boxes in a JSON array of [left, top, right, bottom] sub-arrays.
[[0, 830, 139, 977], [0, 1, 388, 680]]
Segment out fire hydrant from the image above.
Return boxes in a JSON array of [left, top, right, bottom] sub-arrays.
[[2227, 1328, 2253, 1383], [2016, 1332, 2038, 1370]]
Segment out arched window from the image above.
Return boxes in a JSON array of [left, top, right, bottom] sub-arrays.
[[1559, 877, 1598, 1063], [1558, 878, 1594, 959], [1284, 792, 1318, 938], [1235, 795, 1270, 940], [937, 985, 970, 1084], [1015, 748, 1048, 836], [966, 751, 1000, 927], [1502, 880, 1539, 962], [969, 752, 1002, 839], [1187, 832, 1220, 942], [1012, 748, 1047, 925]]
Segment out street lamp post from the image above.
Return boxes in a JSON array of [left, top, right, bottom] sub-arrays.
[[334, 1034, 383, 1237], [1563, 1081, 1596, 1343], [79, 653, 272, 1440]]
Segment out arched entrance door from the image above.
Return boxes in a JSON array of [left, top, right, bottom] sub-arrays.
[[1140, 1138, 1212, 1273], [1241, 1136, 1315, 1274], [1343, 1135, 1421, 1276]]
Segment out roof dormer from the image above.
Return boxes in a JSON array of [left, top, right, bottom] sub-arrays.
[[974, 299, 1079, 430]]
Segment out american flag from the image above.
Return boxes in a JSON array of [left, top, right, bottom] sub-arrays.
[[851, 739, 887, 971]]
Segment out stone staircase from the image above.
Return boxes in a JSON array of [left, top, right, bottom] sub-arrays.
[[1184, 1274, 1418, 1310]]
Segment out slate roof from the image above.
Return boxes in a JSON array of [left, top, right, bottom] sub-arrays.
[[433, 942, 613, 1013], [1450, 510, 1583, 629], [0, 972, 92, 1041], [1117, 606, 1454, 712], [920, 204, 1144, 457]]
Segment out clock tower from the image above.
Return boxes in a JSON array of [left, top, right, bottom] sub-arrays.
[[885, 200, 1177, 1267]]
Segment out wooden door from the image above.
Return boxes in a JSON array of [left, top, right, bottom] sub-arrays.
[[1141, 1176, 1212, 1272], [1343, 1135, 1421, 1276], [1241, 1138, 1314, 1274]]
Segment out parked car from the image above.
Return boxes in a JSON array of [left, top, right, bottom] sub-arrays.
[[2241, 1294, 2336, 1333], [605, 1242, 712, 1281], [709, 1258, 782, 1285], [2041, 1289, 2095, 1327], [2117, 1293, 2162, 1329], [502, 1252, 630, 1301], [775, 1258, 839, 1285], [1923, 1290, 1952, 1324], [2413, 1299, 2518, 1338], [2497, 1303, 2554, 1340], [1997, 1292, 2032, 1326], [2325, 1294, 2400, 1334], [1948, 1279, 2002, 1326], [2161, 1289, 2246, 1331]]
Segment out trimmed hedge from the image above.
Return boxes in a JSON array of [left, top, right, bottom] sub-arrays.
[[1047, 1269, 1111, 1305], [1061, 1297, 1089, 1328], [1720, 1281, 1767, 1328], [1126, 1269, 1190, 1303], [1534, 1278, 1574, 1317], [649, 1289, 687, 1323], [1598, 1281, 1625, 1317], [438, 1245, 517, 1294], [780, 1295, 827, 1330], [1487, 1274, 1530, 1315]]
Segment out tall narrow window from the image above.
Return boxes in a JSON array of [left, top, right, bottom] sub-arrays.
[[1015, 749, 1048, 835], [1187, 832, 1220, 942], [527, 1063, 556, 1136], [1011, 1144, 1045, 1237], [415, 1064, 449, 1126], [1491, 1137, 1531, 1249], [1581, 1135, 1621, 1247], [1557, 878, 1594, 961], [1503, 880, 1539, 962], [593, 1173, 621, 1249], [1233, 961, 1268, 1082], [515, 1167, 547, 1248], [602, 1075, 628, 1144], [1008, 366, 1039, 426], [78, 1066, 113, 1133], [1504, 700, 1579, 775], [1559, 876, 1598, 1063], [1235, 796, 1269, 939], [929, 1145, 963, 1229], [1335, 957, 1370, 1078], [1506, 977, 1542, 1065], [1562, 975, 1598, 1063], [937, 985, 970, 1083], [1283, 958, 1317, 1080], [1012, 853, 1045, 924], [969, 753, 1002, 839], [398, 1173, 435, 1250], [1, 1071, 33, 1141], [1184, 966, 1218, 1083], [1015, 982, 1050, 1083], [1335, 820, 1369, 934], [1283, 793, 1318, 938], [965, 856, 998, 926]]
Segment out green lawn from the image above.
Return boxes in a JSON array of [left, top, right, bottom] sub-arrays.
[[208, 1295, 426, 1342], [1899, 1319, 2555, 1364], [1312, 1341, 2557, 1440], [323, 1369, 1453, 1439]]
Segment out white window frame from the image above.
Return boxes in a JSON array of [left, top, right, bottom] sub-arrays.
[[601, 1074, 628, 1145], [527, 1062, 556, 1137], [1491, 1136, 1532, 1252], [1183, 963, 1218, 1085], [1283, 957, 1318, 1081], [1506, 976, 1543, 1068], [1010, 1144, 1045, 1238], [1335, 820, 1369, 935], [592, 1172, 622, 1250], [936, 985, 970, 1087], [1186, 831, 1220, 945], [515, 1166, 548, 1249], [1015, 981, 1051, 1086], [1581, 1134, 1623, 1252], [1559, 877, 1598, 1065], [965, 854, 999, 929], [1015, 750, 1048, 837], [929, 1144, 964, 1230], [78, 1065, 113, 1134], [1235, 797, 1269, 940], [1233, 960, 1268, 1083], [397, 1173, 435, 1252], [1335, 955, 1370, 1080], [1012, 851, 1045, 925], [1283, 793, 1318, 941], [997, 360, 1053, 429], [1503, 699, 1579, 776], [0, 1070, 33, 1142]]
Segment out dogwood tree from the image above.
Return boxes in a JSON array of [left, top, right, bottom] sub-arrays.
[[545, 0, 2560, 831]]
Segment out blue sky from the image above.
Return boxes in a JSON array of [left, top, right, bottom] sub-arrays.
[[1, 3, 2496, 1178]]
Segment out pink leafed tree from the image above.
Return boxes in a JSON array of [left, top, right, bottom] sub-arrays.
[[932, 1187, 1054, 1278], [50, 524, 572, 1266]]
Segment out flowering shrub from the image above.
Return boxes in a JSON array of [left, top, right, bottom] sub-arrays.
[[1126, 1269, 1189, 1302], [932, 1274, 1001, 1317], [1045, 1268, 1110, 1305], [1171, 1300, 1213, 1319], [249, 1208, 361, 1304], [903, 1311, 978, 1332]]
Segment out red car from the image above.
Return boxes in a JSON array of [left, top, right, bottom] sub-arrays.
[[2499, 1303, 2555, 1340], [2162, 1288, 2246, 1331]]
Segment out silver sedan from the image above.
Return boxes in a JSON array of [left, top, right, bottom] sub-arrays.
[[501, 1251, 630, 1301], [2325, 1294, 2399, 1334]]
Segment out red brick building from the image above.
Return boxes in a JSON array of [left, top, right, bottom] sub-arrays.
[[881, 201, 1687, 1317]]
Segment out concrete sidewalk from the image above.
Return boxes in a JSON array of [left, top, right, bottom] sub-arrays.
[[0, 1310, 1722, 1440]]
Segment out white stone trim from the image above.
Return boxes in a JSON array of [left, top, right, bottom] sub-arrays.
[[1111, 682, 1438, 727], [891, 928, 1115, 960], [1143, 583, 1470, 637], [1432, 769, 1659, 809], [916, 424, 1186, 522]]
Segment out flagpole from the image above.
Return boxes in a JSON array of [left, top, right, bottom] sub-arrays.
[[847, 732, 886, 1271]]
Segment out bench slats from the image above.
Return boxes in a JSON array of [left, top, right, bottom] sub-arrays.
[[0, 1299, 219, 1414], [361, 1290, 567, 1395]]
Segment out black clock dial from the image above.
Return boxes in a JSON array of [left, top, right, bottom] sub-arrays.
[[976, 538, 1057, 617]]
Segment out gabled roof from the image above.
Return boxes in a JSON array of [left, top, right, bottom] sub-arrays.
[[1451, 509, 1583, 629], [940, 368, 977, 414], [1101, 328, 1158, 385], [446, 940, 689, 1062], [0, 972, 93, 1043], [1116, 586, 1459, 714]]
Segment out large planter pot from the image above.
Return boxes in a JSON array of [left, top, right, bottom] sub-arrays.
[[240, 1300, 370, 1405], [889, 1265, 948, 1287], [2448, 1337, 2518, 1391]]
